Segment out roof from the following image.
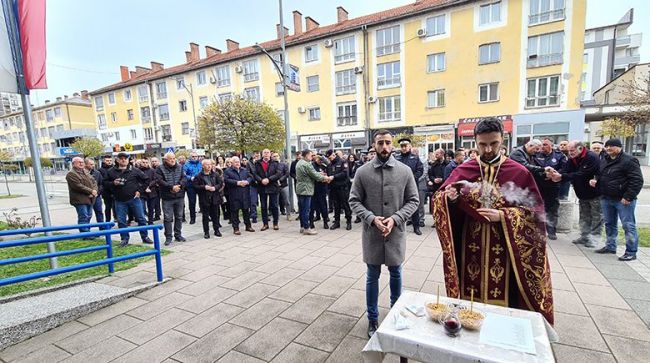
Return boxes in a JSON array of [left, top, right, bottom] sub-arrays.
[[592, 62, 650, 96], [0, 96, 91, 119], [90, 0, 466, 95]]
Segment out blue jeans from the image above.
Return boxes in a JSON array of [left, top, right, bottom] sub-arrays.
[[115, 198, 148, 242], [92, 196, 105, 228], [249, 186, 258, 221], [366, 264, 402, 322], [602, 198, 638, 255], [74, 204, 93, 232], [186, 184, 197, 221], [297, 195, 311, 229]]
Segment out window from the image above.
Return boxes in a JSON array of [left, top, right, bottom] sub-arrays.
[[305, 45, 318, 62], [427, 89, 445, 108], [336, 102, 357, 126], [161, 125, 172, 141], [179, 100, 188, 112], [37, 111, 44, 121], [378, 96, 401, 122], [272, 53, 283, 65], [176, 77, 185, 90], [216, 65, 230, 87], [94, 96, 104, 111], [138, 84, 149, 102], [526, 75, 560, 107], [130, 129, 137, 139], [308, 107, 321, 121], [56, 125, 64, 132], [244, 87, 260, 102], [307, 75, 319, 92], [479, 2, 501, 25], [111, 112, 117, 123], [40, 127, 47, 138], [155, 81, 167, 99], [108, 92, 116, 104], [54, 107, 61, 118], [45, 109, 54, 122], [127, 109, 134, 120], [199, 96, 209, 109], [334, 36, 355, 63], [242, 60, 259, 82], [427, 53, 446, 72], [529, 0, 565, 25], [479, 43, 501, 64], [101, 134, 109, 142], [97, 114, 106, 130], [144, 128, 153, 141], [124, 89, 132, 101], [479, 83, 499, 102], [182, 122, 190, 135], [218, 93, 232, 103], [377, 61, 401, 88], [47, 126, 55, 137], [158, 104, 170, 120], [604, 90, 612, 104], [114, 131, 120, 141], [196, 70, 207, 85], [425, 14, 446, 36], [141, 106, 151, 121], [335, 69, 356, 95], [275, 82, 285, 97], [376, 26, 400, 56], [528, 32, 563, 67]]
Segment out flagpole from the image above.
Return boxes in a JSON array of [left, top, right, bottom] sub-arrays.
[[21, 92, 57, 268]]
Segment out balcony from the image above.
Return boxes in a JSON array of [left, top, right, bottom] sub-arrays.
[[616, 36, 631, 48], [615, 54, 641, 66], [162, 135, 172, 142], [527, 53, 563, 68], [529, 9, 565, 25], [142, 116, 151, 123]]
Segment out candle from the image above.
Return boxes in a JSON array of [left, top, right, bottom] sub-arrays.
[[470, 289, 474, 312], [437, 284, 440, 305]]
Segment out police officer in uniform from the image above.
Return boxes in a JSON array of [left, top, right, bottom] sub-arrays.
[[395, 138, 424, 235], [534, 138, 568, 240], [326, 149, 352, 230]]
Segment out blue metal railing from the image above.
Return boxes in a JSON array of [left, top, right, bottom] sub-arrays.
[[0, 222, 164, 287]]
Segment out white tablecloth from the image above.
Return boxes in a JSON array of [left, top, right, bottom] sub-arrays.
[[362, 291, 558, 363]]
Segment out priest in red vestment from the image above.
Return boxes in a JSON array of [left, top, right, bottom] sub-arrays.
[[433, 118, 554, 324]]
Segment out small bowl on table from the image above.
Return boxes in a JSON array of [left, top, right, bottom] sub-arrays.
[[425, 302, 450, 322], [458, 308, 485, 331]]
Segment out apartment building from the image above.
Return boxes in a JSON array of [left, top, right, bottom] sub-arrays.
[[0, 92, 20, 117], [581, 8, 642, 104], [90, 0, 587, 157], [0, 92, 95, 170]]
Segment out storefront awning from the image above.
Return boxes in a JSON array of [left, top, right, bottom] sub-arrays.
[[458, 116, 513, 137]]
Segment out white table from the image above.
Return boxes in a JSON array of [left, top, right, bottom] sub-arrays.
[[362, 291, 559, 363]]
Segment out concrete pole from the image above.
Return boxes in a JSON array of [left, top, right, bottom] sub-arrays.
[[279, 0, 294, 214]]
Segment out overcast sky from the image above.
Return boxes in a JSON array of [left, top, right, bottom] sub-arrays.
[[31, 0, 650, 105]]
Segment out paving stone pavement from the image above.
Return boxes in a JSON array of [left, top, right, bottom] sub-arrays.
[[1, 213, 649, 363]]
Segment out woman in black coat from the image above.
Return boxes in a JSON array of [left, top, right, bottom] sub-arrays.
[[193, 159, 224, 238]]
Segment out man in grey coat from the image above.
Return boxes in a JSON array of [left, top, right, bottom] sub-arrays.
[[349, 129, 420, 338]]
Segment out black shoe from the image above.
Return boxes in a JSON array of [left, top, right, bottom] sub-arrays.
[[419, 221, 425, 227], [164, 238, 172, 246], [548, 233, 557, 240], [314, 215, 321, 222], [280, 211, 286, 215], [214, 230, 222, 237], [367, 321, 378, 338], [596, 247, 616, 254], [619, 254, 637, 261], [189, 219, 196, 225], [309, 222, 315, 229], [182, 218, 187, 223], [346, 222, 352, 231], [175, 236, 187, 242], [323, 221, 330, 229], [252, 218, 258, 224], [354, 216, 362, 223], [204, 233, 210, 239], [414, 227, 422, 236], [142, 237, 153, 244], [119, 239, 129, 247], [572, 238, 586, 245], [330, 222, 340, 230]]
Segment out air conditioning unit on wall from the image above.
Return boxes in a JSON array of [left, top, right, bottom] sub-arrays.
[[324, 39, 334, 48], [354, 66, 364, 74], [417, 28, 427, 38], [235, 65, 243, 73], [368, 96, 377, 104], [297, 106, 306, 113]]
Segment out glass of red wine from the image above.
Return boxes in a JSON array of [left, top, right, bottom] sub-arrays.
[[440, 306, 462, 337]]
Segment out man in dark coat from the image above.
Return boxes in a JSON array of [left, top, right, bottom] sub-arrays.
[[99, 154, 116, 222], [84, 158, 105, 228], [193, 159, 223, 238], [310, 155, 330, 229], [155, 152, 188, 245], [66, 156, 98, 233], [326, 149, 353, 230], [394, 138, 424, 235], [510, 139, 544, 175], [533, 138, 567, 240], [275, 152, 291, 216], [139, 158, 159, 225], [252, 149, 282, 230], [224, 156, 255, 235], [427, 148, 447, 227]]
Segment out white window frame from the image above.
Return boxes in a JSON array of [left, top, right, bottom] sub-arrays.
[[97, 114, 106, 130], [138, 84, 148, 102], [529, 0, 565, 25], [94, 96, 104, 111], [308, 107, 321, 121], [127, 109, 134, 120], [307, 75, 319, 92], [242, 60, 259, 82], [527, 32, 563, 67], [158, 104, 170, 121], [45, 109, 53, 122], [181, 122, 189, 135], [425, 14, 446, 37], [130, 129, 137, 139], [526, 75, 560, 108], [218, 93, 232, 103], [427, 89, 446, 108], [199, 96, 209, 109], [479, 43, 501, 65], [216, 65, 230, 87], [141, 106, 151, 121], [176, 77, 185, 90], [336, 102, 357, 126], [123, 89, 132, 102], [196, 70, 207, 85], [155, 81, 167, 99], [110, 112, 117, 123], [108, 92, 116, 105], [144, 128, 153, 141], [427, 52, 446, 73], [378, 96, 401, 122], [377, 61, 401, 89], [179, 100, 188, 112], [304, 45, 318, 63], [244, 87, 260, 102], [479, 82, 499, 103], [335, 69, 356, 95], [334, 36, 355, 63], [376, 26, 400, 56], [479, 2, 502, 26]]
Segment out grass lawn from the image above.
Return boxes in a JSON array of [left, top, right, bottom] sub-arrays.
[[0, 237, 169, 297], [617, 227, 650, 248], [0, 194, 24, 199], [0, 221, 7, 231]]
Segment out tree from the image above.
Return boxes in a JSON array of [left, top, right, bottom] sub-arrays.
[[70, 137, 104, 158], [601, 117, 636, 139], [174, 149, 190, 159], [24, 157, 53, 168], [198, 98, 285, 155], [393, 133, 426, 148], [620, 72, 650, 127], [0, 151, 14, 195]]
